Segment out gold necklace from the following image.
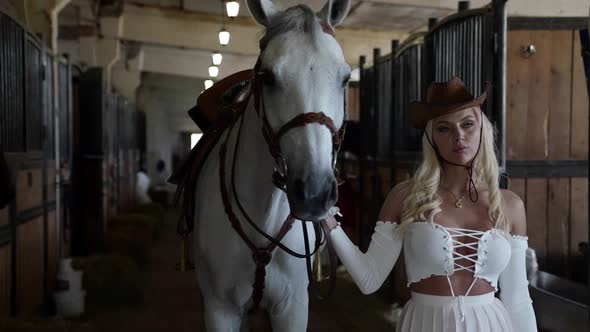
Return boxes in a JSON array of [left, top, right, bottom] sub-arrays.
[[443, 188, 467, 208], [440, 179, 477, 208]]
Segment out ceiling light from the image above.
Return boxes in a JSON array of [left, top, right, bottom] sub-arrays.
[[225, 1, 240, 18], [212, 52, 222, 65], [219, 27, 230, 46], [208, 65, 219, 78]]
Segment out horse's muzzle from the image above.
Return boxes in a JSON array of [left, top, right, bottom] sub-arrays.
[[288, 174, 338, 221]]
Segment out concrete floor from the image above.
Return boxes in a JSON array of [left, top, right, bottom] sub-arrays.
[[84, 209, 398, 331]]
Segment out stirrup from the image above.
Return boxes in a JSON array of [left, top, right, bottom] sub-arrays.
[[175, 235, 195, 272]]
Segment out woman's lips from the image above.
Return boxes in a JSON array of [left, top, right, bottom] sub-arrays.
[[453, 147, 468, 153]]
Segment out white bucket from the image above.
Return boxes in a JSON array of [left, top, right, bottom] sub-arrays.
[[59, 258, 74, 272], [57, 258, 84, 292], [54, 290, 86, 317], [56, 269, 83, 292]]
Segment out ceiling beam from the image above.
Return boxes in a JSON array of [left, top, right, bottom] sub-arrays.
[[111, 3, 407, 65]]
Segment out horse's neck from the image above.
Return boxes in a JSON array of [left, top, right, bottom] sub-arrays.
[[229, 100, 289, 232]]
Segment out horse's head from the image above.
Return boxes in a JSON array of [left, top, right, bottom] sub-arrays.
[[247, 0, 351, 221]]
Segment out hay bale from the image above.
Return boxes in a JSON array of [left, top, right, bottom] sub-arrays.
[[70, 255, 143, 307], [0, 317, 97, 332], [105, 226, 152, 269]]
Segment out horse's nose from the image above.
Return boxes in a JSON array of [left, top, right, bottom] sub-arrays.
[[293, 178, 306, 201], [291, 175, 337, 207]]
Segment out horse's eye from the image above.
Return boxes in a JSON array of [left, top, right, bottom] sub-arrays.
[[262, 70, 276, 86], [342, 74, 351, 88]]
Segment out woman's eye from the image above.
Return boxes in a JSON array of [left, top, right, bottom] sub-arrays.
[[437, 127, 449, 133], [463, 122, 474, 128]]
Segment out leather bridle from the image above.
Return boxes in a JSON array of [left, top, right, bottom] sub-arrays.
[[253, 22, 346, 192]]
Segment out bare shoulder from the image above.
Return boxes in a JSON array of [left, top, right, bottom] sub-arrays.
[[378, 180, 413, 222], [500, 189, 527, 236]]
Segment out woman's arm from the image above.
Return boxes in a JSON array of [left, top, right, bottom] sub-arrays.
[[498, 190, 538, 332], [326, 181, 410, 294]]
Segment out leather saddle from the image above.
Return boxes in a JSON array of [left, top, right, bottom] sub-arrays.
[[169, 70, 254, 235]]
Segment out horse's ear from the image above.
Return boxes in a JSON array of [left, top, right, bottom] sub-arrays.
[[319, 0, 351, 28], [246, 0, 278, 27]]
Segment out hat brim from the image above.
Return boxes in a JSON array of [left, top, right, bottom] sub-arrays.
[[408, 91, 487, 130]]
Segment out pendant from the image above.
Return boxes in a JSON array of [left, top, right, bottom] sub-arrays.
[[455, 200, 463, 208]]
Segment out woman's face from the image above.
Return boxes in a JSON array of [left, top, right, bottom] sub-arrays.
[[431, 107, 481, 165]]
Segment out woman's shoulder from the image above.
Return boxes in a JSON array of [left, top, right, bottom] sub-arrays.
[[378, 180, 413, 222], [499, 189, 527, 236]]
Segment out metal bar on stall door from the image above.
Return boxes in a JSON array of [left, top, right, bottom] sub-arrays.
[[372, 48, 381, 231], [493, 0, 508, 172], [358, 55, 366, 250], [445, 27, 450, 79], [458, 19, 463, 82], [38, 32, 51, 313], [456, 22, 461, 78], [390, 40, 399, 189], [471, 18, 475, 86]]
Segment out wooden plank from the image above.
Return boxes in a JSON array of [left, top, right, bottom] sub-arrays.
[[546, 178, 570, 277], [46, 167, 56, 202], [0, 207, 8, 227], [571, 31, 589, 160], [47, 211, 58, 293], [378, 166, 391, 200], [547, 30, 573, 160], [16, 217, 44, 315], [544, 30, 573, 278], [15, 168, 43, 213], [347, 86, 360, 122], [508, 178, 526, 203], [506, 30, 532, 160], [0, 246, 11, 317], [526, 178, 548, 268], [361, 167, 375, 200], [526, 30, 553, 160], [569, 178, 588, 256]]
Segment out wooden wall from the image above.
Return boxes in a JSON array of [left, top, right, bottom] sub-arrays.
[[0, 207, 10, 316], [347, 84, 360, 122], [47, 211, 58, 295], [14, 168, 45, 315], [506, 28, 588, 278], [16, 217, 44, 315]]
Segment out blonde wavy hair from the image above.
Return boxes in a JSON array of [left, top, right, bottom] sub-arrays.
[[398, 108, 510, 235]]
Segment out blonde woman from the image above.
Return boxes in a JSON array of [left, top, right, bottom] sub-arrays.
[[325, 77, 537, 331]]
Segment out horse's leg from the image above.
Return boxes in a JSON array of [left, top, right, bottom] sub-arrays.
[[202, 297, 243, 332], [197, 262, 243, 332], [268, 286, 309, 332]]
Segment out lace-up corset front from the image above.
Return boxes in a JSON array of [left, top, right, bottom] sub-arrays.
[[404, 221, 511, 289], [403, 221, 512, 321]]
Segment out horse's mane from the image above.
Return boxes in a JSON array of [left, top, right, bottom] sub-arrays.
[[263, 5, 319, 42]]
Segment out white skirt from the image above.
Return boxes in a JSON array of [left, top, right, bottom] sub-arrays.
[[396, 292, 514, 332]]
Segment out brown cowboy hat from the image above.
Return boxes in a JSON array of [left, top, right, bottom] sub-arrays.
[[408, 76, 488, 130]]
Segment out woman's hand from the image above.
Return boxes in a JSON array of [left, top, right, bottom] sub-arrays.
[[323, 206, 342, 231], [324, 215, 339, 231]]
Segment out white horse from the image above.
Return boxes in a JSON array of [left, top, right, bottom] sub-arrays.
[[193, 0, 351, 330]]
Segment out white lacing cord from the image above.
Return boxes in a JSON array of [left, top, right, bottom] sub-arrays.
[[443, 227, 486, 322]]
